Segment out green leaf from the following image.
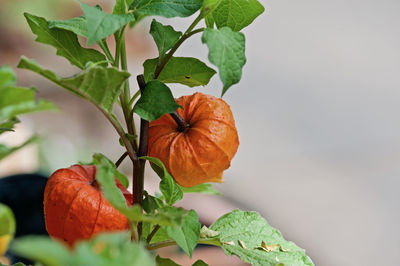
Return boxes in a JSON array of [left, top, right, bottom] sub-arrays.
[[143, 57, 216, 87], [155, 255, 180, 266], [0, 66, 16, 87], [0, 136, 39, 161], [93, 153, 129, 211], [74, 232, 155, 266], [130, 0, 203, 18], [0, 204, 16, 236], [206, 0, 264, 31], [141, 156, 183, 205], [133, 80, 181, 121], [143, 191, 164, 213], [11, 233, 156, 266], [24, 13, 105, 69], [192, 260, 208, 266], [210, 210, 314, 266], [202, 27, 246, 96], [149, 20, 182, 59], [80, 2, 135, 46], [164, 210, 200, 257], [11, 236, 71, 266], [179, 183, 222, 195], [113, 0, 134, 14], [18, 57, 129, 113], [0, 86, 56, 121], [0, 118, 19, 135], [49, 16, 88, 37]]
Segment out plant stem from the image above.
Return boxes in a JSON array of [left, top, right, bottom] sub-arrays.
[[170, 111, 190, 132], [115, 152, 128, 168], [132, 75, 149, 239], [146, 224, 160, 243], [99, 40, 114, 64]]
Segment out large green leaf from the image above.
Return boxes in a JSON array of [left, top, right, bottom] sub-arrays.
[[149, 20, 182, 59], [205, 0, 264, 31], [155, 255, 180, 266], [0, 136, 39, 161], [113, 0, 134, 14], [80, 2, 136, 46], [143, 57, 216, 87], [11, 236, 71, 266], [141, 156, 183, 205], [133, 80, 181, 121], [24, 13, 105, 69], [130, 0, 203, 18], [210, 210, 314, 266], [0, 65, 56, 124], [202, 27, 246, 96], [49, 16, 88, 37], [11, 233, 155, 266], [164, 210, 200, 257], [0, 204, 15, 236], [192, 260, 208, 266], [18, 57, 129, 113]]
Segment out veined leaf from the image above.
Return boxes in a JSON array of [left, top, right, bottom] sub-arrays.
[[49, 16, 88, 37], [143, 57, 216, 87], [113, 0, 134, 14], [205, 0, 264, 31], [210, 210, 314, 266], [141, 156, 183, 205], [18, 57, 129, 113], [0, 66, 16, 87], [164, 210, 200, 257], [155, 255, 180, 266], [130, 0, 203, 18], [24, 13, 105, 69], [202, 27, 246, 96], [80, 2, 135, 46], [149, 20, 182, 59], [133, 80, 181, 122]]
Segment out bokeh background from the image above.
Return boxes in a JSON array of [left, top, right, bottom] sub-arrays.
[[1, 0, 400, 265]]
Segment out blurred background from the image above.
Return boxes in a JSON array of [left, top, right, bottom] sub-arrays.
[[1, 0, 400, 265]]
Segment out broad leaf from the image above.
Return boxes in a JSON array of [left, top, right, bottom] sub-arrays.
[[192, 260, 208, 266], [205, 0, 264, 31], [130, 0, 203, 18], [0, 65, 56, 123], [143, 191, 164, 213], [210, 210, 314, 266], [133, 80, 181, 121], [93, 153, 129, 210], [0, 136, 39, 161], [80, 2, 136, 46], [164, 210, 200, 257], [150, 20, 182, 59], [156, 256, 180, 266], [202, 27, 246, 96], [18, 57, 129, 113], [0, 65, 16, 87], [11, 236, 71, 266], [179, 183, 222, 195], [0, 86, 55, 121], [141, 156, 183, 205], [143, 57, 216, 87], [113, 0, 134, 14], [0, 118, 19, 135], [0, 203, 15, 236], [24, 13, 105, 69], [11, 233, 155, 266], [49, 16, 88, 37]]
